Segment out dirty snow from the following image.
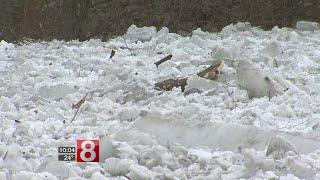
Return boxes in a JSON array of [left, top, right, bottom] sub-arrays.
[[0, 22, 320, 179]]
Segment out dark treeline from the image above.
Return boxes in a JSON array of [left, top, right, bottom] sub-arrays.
[[0, 0, 319, 42]]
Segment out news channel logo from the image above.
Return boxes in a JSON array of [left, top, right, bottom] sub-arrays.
[[58, 139, 99, 162]]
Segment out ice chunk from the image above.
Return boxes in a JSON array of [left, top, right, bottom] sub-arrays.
[[243, 149, 274, 177], [117, 106, 140, 122], [91, 172, 109, 180], [184, 88, 202, 96], [103, 158, 134, 176], [12, 172, 58, 180], [128, 164, 152, 180], [286, 156, 315, 179], [134, 114, 320, 154], [0, 171, 7, 180], [36, 159, 73, 178], [125, 25, 157, 42], [99, 135, 119, 162], [0, 96, 16, 112], [186, 75, 222, 91], [37, 84, 78, 100], [263, 41, 281, 57], [266, 136, 297, 159], [152, 27, 171, 44], [118, 83, 154, 104], [211, 47, 232, 60], [236, 60, 284, 98], [1, 144, 31, 173], [295, 21, 320, 31], [114, 129, 157, 146], [192, 28, 217, 40], [234, 22, 253, 32]]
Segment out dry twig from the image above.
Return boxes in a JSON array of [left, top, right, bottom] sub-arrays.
[[154, 54, 172, 67], [71, 92, 89, 122], [2, 151, 8, 160], [121, 37, 133, 56], [72, 93, 88, 109], [197, 60, 224, 80], [123, 175, 131, 180], [155, 78, 188, 92]]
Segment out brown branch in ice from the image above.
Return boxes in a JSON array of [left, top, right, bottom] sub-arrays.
[[71, 92, 89, 122], [155, 78, 188, 92], [154, 54, 173, 67], [154, 60, 225, 92], [197, 59, 224, 80]]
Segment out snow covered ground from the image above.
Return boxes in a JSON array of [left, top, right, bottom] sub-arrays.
[[0, 22, 320, 179]]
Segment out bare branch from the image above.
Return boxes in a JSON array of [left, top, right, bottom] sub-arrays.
[[154, 55, 172, 67], [155, 78, 188, 92], [121, 37, 133, 56], [71, 92, 89, 122], [154, 60, 225, 92], [2, 151, 8, 160], [72, 92, 89, 109], [197, 60, 224, 80]]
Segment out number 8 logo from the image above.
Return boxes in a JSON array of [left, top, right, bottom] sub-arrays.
[[80, 141, 96, 162], [76, 139, 99, 162]]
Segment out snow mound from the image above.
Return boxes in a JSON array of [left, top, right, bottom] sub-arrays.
[[236, 59, 284, 98]]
